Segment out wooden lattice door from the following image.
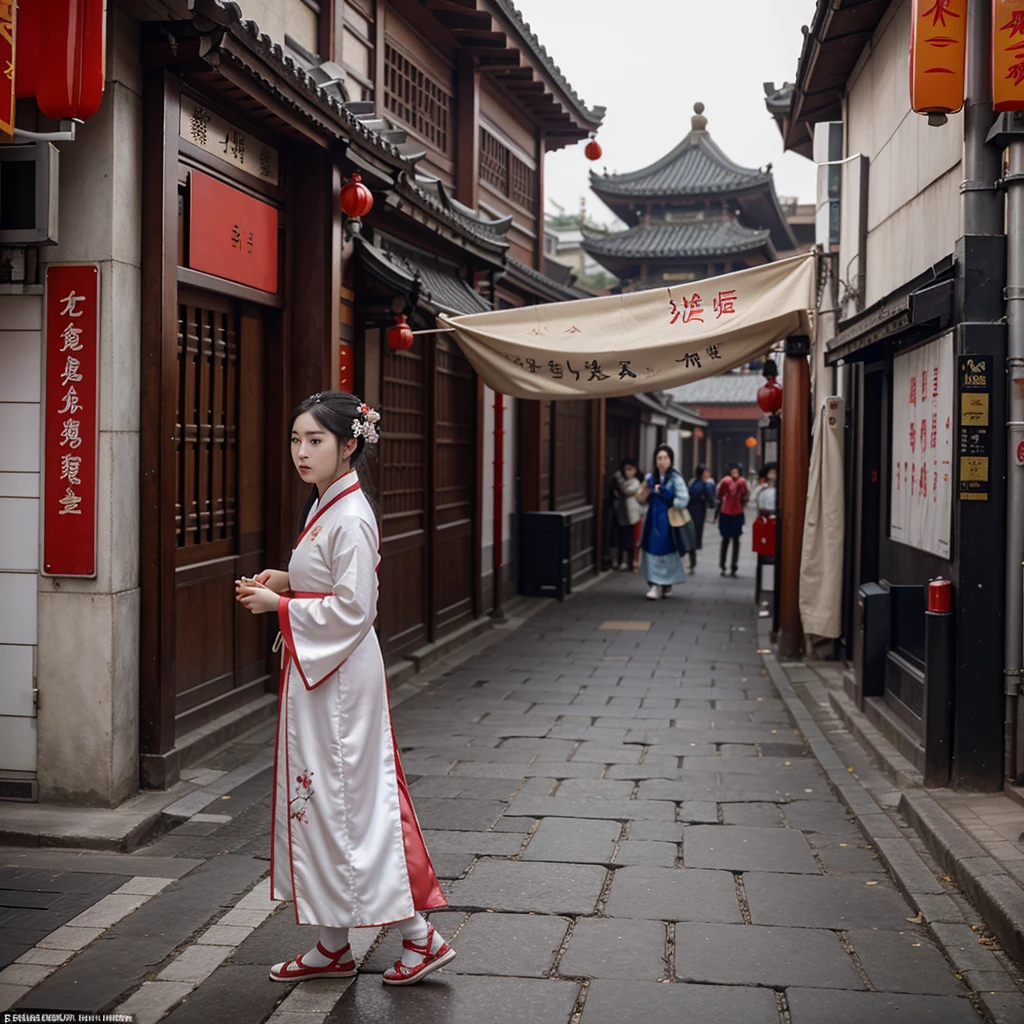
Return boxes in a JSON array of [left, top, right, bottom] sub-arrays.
[[432, 335, 475, 634], [173, 290, 268, 733]]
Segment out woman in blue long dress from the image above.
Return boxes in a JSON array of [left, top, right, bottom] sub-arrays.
[[640, 444, 689, 600]]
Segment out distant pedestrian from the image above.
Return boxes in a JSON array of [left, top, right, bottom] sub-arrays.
[[610, 458, 643, 571], [717, 462, 749, 577], [235, 392, 452, 986], [640, 444, 690, 600], [686, 464, 716, 572]]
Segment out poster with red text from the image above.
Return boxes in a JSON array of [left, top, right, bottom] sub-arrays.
[[890, 331, 953, 559], [42, 265, 100, 577]]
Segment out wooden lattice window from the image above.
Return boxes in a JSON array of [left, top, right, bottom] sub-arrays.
[[480, 128, 536, 213], [175, 302, 238, 548], [384, 43, 451, 153], [510, 153, 537, 212], [480, 128, 509, 195]]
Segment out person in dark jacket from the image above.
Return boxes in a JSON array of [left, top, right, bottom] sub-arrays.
[[686, 464, 716, 572]]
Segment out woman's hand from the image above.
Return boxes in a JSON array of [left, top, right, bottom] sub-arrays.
[[254, 569, 290, 594], [235, 579, 281, 615]]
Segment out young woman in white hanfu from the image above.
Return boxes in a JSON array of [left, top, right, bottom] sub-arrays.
[[235, 391, 454, 986]]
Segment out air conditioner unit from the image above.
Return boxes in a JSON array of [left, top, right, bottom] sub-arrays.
[[0, 142, 59, 245]]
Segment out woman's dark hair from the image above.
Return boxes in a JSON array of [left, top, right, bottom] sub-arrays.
[[620, 457, 638, 474], [291, 390, 378, 532], [653, 444, 675, 481], [692, 463, 707, 484]]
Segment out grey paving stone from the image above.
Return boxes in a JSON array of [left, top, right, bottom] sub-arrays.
[[407, 776, 523, 801], [325, 972, 580, 1024], [678, 801, 719, 824], [17, 855, 266, 1011], [847, 928, 965, 995], [674, 922, 863, 989], [445, 860, 606, 915], [407, 798, 506, 832], [626, 821, 685, 843], [559, 918, 666, 980], [521, 818, 620, 864], [570, 744, 644, 764], [604, 866, 741, 922], [783, 800, 862, 836], [160, 964, 285, 1024], [505, 795, 674, 822], [683, 825, 820, 873], [786, 988, 980, 1023], [552, 778, 636, 800], [580, 979, 779, 1024], [721, 802, 783, 828], [490, 816, 537, 834], [442, 913, 568, 977], [744, 872, 914, 929], [421, 831, 524, 857], [808, 837, 882, 875], [432, 854, 475, 879], [612, 840, 677, 867]]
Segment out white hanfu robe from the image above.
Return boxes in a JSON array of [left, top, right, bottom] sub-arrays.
[[271, 470, 446, 927]]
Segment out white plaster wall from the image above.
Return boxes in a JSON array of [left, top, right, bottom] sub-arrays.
[[844, 0, 962, 306], [480, 387, 518, 609], [0, 294, 42, 775], [239, 0, 318, 53], [32, 8, 142, 805]]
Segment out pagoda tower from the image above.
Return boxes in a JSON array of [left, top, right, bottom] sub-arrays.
[[584, 103, 797, 291]]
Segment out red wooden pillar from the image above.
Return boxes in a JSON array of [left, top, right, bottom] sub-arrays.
[[778, 335, 811, 658]]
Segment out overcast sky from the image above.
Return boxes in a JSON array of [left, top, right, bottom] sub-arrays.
[[513, 0, 819, 226]]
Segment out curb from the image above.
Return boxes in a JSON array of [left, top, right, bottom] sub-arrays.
[[899, 789, 1024, 969], [758, 619, 1023, 1022]]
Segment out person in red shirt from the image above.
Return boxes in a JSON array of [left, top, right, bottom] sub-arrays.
[[717, 463, 749, 577]]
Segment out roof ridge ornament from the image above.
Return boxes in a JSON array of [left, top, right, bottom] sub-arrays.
[[691, 102, 708, 133]]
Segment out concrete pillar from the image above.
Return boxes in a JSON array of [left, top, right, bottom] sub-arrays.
[[36, 9, 142, 805]]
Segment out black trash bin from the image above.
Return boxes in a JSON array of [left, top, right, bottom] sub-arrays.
[[518, 511, 571, 601]]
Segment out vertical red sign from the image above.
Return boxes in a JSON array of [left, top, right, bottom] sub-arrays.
[[339, 342, 354, 393], [43, 265, 100, 577], [0, 0, 16, 142]]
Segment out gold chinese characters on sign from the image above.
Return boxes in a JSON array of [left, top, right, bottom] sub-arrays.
[[179, 96, 280, 187]]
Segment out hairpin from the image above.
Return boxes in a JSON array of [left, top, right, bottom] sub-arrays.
[[311, 392, 323, 404], [352, 403, 381, 444]]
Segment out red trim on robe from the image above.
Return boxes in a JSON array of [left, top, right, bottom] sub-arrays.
[[269, 650, 287, 902], [278, 592, 359, 691], [295, 480, 361, 545]]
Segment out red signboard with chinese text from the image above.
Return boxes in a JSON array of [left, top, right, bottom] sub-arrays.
[[339, 342, 354, 393], [994, 0, 1024, 110], [1, 0, 16, 142], [43, 265, 100, 577], [189, 170, 279, 293], [910, 0, 967, 115]]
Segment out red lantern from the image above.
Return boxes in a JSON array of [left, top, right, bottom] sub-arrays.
[[340, 174, 374, 218], [584, 134, 602, 161], [34, 0, 107, 121], [387, 314, 414, 351], [745, 436, 758, 449], [757, 360, 783, 416]]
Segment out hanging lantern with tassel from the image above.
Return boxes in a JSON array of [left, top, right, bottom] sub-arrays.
[[340, 174, 374, 218], [387, 314, 414, 351], [757, 357, 783, 415], [584, 133, 602, 161]]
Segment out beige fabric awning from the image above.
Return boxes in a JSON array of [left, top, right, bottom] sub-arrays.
[[439, 251, 816, 400]]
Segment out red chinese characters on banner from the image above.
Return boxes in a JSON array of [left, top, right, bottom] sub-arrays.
[[910, 0, 967, 115], [994, 0, 1024, 110], [43, 265, 99, 577]]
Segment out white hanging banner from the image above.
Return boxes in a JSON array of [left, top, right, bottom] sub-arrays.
[[890, 332, 954, 558], [439, 252, 816, 400]]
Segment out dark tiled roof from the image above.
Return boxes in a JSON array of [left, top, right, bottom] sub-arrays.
[[591, 127, 770, 200], [504, 257, 592, 301], [493, 0, 606, 128], [582, 220, 772, 260], [669, 364, 783, 405]]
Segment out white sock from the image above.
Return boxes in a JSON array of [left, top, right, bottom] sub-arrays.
[[295, 926, 350, 968], [396, 913, 441, 968]]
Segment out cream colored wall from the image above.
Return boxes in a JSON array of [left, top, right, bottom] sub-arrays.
[[239, 0, 318, 54], [844, 0, 962, 306]]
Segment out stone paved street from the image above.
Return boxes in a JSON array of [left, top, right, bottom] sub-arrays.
[[1, 553, 1011, 1023]]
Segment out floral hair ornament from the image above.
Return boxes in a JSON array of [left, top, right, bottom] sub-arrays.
[[352, 403, 381, 444]]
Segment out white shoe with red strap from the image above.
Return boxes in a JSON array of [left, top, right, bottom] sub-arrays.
[[269, 941, 357, 982], [381, 924, 457, 986]]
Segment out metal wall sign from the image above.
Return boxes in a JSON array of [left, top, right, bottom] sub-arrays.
[[42, 264, 100, 577], [958, 355, 993, 501], [179, 95, 281, 188]]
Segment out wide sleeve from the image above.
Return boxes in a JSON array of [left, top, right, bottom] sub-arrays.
[[277, 516, 379, 690], [671, 473, 690, 510]]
